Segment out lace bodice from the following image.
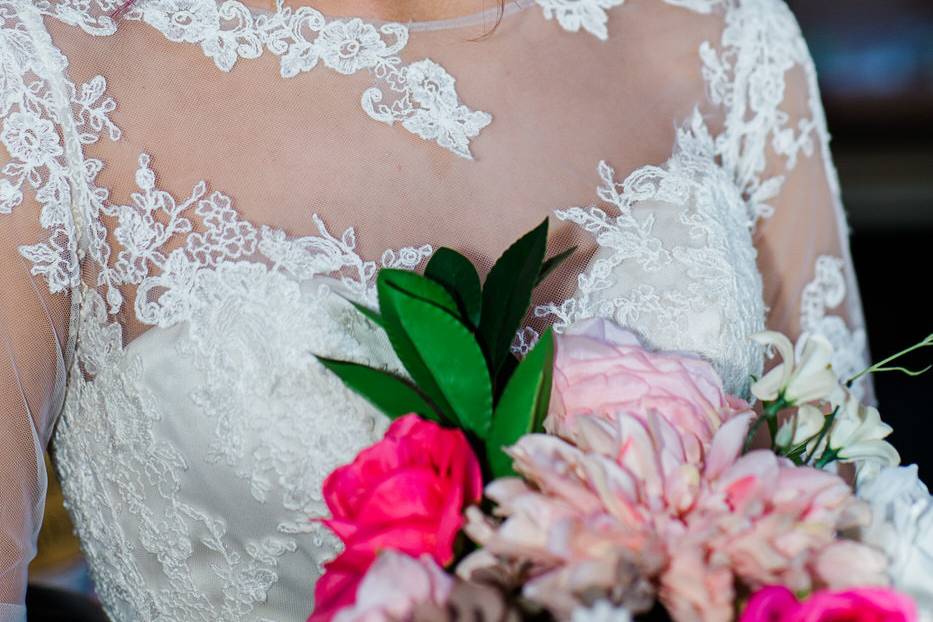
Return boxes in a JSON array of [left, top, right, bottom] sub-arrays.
[[0, 1, 871, 620]]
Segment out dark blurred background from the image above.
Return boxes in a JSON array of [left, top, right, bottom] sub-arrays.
[[26, 0, 933, 617], [785, 0, 933, 475]]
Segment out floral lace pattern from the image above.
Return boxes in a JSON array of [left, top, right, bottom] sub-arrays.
[[39, 0, 491, 158], [535, 110, 767, 396], [0, 3, 120, 294], [533, 0, 626, 40], [0, 0, 876, 619], [56, 290, 300, 621], [801, 255, 870, 400]]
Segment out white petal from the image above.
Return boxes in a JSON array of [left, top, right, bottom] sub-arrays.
[[752, 331, 795, 399]]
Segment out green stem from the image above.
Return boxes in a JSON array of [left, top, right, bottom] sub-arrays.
[[815, 447, 840, 469], [745, 397, 787, 452], [804, 406, 839, 466], [847, 333, 933, 387]]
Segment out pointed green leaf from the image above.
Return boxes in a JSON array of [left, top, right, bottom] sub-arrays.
[[494, 352, 519, 403], [378, 269, 460, 317], [377, 269, 462, 422], [479, 219, 549, 375], [536, 245, 577, 286], [425, 248, 483, 327], [486, 328, 555, 477], [316, 356, 445, 423], [392, 293, 493, 437]]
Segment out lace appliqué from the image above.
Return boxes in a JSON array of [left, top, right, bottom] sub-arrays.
[[533, 0, 625, 40], [40, 0, 492, 160], [95, 152, 431, 323], [535, 110, 766, 397], [54, 289, 297, 621], [697, 0, 819, 222], [0, 3, 120, 293], [801, 255, 869, 400], [54, 153, 434, 617]]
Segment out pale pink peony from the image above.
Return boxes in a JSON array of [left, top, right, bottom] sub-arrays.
[[463, 408, 885, 622], [740, 585, 916, 622], [330, 551, 454, 622], [548, 318, 750, 464]]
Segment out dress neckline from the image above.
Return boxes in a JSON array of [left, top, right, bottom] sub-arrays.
[[240, 0, 537, 33]]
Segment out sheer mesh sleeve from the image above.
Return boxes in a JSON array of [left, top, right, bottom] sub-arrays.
[[753, 61, 874, 401], [700, 0, 873, 401], [0, 5, 77, 617]]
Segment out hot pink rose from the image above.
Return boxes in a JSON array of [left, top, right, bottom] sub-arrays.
[[549, 318, 750, 462], [740, 586, 917, 622], [310, 414, 483, 622]]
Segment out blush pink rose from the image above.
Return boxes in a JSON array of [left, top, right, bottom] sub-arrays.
[[740, 586, 917, 622], [549, 317, 750, 462], [310, 414, 483, 622]]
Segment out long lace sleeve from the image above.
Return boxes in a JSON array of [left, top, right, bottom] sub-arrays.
[[0, 4, 79, 618], [701, 0, 873, 400], [0, 211, 71, 622]]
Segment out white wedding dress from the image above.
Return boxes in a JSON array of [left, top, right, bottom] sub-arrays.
[[0, 0, 873, 620]]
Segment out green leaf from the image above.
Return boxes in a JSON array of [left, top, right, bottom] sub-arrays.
[[377, 269, 463, 421], [536, 245, 577, 286], [486, 328, 555, 477], [378, 269, 461, 317], [316, 356, 445, 423], [425, 248, 483, 327], [494, 352, 519, 403], [479, 219, 549, 375], [392, 293, 494, 437], [349, 301, 384, 329]]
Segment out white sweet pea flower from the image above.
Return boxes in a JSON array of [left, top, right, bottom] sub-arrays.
[[828, 394, 899, 481], [859, 465, 933, 621], [775, 404, 825, 449], [752, 331, 840, 405]]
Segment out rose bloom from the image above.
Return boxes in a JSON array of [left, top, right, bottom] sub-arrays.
[[548, 318, 750, 463], [740, 586, 916, 622], [310, 415, 483, 622]]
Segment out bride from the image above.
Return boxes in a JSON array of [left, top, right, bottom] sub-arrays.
[[0, 0, 873, 619]]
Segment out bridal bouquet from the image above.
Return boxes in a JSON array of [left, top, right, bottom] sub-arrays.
[[309, 221, 933, 622]]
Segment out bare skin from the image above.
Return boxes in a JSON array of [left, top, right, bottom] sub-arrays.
[[252, 0, 497, 21]]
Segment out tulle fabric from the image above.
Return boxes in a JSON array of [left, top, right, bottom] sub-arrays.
[[0, 0, 871, 616]]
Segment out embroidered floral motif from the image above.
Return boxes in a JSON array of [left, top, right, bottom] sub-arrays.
[[315, 17, 392, 75], [535, 110, 767, 396], [55, 288, 300, 621], [0, 3, 120, 293], [533, 0, 626, 40], [95, 153, 433, 325], [1, 111, 63, 166], [143, 0, 222, 44], [42, 0, 491, 159], [800, 255, 870, 399], [367, 59, 493, 160]]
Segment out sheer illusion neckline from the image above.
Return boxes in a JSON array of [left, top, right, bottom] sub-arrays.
[[237, 0, 536, 32]]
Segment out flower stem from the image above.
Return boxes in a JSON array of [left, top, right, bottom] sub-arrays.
[[847, 333, 933, 387], [745, 397, 787, 453], [804, 406, 839, 466]]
